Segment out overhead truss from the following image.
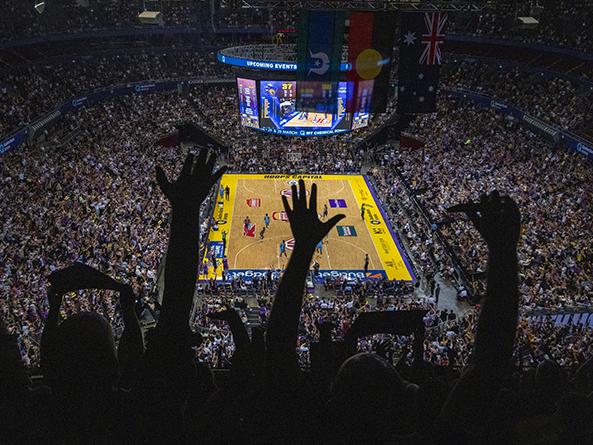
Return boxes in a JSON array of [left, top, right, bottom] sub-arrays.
[[237, 0, 493, 11]]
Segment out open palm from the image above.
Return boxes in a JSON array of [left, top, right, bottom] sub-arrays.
[[282, 179, 345, 250], [156, 149, 227, 212]]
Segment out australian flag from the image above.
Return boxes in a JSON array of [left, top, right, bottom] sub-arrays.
[[398, 11, 448, 114]]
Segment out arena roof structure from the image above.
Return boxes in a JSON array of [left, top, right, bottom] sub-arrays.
[[232, 0, 490, 11]]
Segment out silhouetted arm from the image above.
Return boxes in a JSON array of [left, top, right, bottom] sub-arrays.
[[155, 150, 226, 336], [116, 284, 144, 384], [0, 317, 31, 396], [266, 180, 344, 363], [40, 287, 63, 376], [207, 304, 250, 360], [438, 192, 521, 432], [140, 149, 226, 442]]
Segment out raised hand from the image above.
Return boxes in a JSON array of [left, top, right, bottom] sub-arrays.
[[156, 149, 227, 212], [281, 179, 345, 249], [207, 304, 250, 364], [117, 283, 136, 314], [47, 287, 64, 311], [206, 303, 240, 323], [448, 191, 520, 253]]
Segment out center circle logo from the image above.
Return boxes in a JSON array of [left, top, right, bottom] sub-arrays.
[[281, 188, 310, 197]]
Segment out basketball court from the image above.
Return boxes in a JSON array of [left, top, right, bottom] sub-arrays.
[[200, 174, 415, 283]]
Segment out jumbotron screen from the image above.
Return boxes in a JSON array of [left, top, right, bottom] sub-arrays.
[[237, 78, 259, 129], [236, 78, 369, 136]]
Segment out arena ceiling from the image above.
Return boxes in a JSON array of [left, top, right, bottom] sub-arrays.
[[233, 0, 490, 11]]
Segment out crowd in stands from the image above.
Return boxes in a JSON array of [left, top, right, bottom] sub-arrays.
[[448, 0, 593, 52], [2, 61, 593, 374], [441, 60, 593, 133], [0, 94, 202, 369], [2, 0, 592, 58], [0, 50, 228, 137], [3, 132, 593, 442], [3, 49, 591, 147], [388, 97, 593, 313], [0, 0, 199, 41], [1, 4, 593, 442]]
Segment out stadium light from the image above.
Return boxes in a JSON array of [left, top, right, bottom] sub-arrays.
[[34, 1, 45, 14]]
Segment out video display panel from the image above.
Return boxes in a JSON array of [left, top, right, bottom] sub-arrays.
[[259, 80, 352, 135], [352, 80, 373, 130], [237, 78, 259, 128]]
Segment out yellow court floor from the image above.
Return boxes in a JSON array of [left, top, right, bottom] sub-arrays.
[[200, 174, 415, 283]]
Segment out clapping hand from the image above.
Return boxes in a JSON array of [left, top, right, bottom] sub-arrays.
[[282, 179, 345, 250], [156, 149, 227, 212], [448, 191, 521, 253]]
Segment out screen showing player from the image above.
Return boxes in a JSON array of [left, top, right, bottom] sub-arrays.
[[259, 81, 351, 134], [237, 78, 259, 128], [352, 80, 372, 130]]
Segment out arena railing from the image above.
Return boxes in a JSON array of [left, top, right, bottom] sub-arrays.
[[389, 162, 475, 299]]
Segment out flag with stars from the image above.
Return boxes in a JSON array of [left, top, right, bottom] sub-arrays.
[[398, 11, 448, 114]]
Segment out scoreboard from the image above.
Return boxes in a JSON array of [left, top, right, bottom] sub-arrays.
[[236, 77, 369, 137]]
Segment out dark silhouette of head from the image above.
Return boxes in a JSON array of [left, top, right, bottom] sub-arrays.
[[327, 352, 416, 443], [50, 312, 119, 396], [535, 359, 567, 410]]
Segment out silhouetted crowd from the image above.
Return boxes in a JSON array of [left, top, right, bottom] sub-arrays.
[[2, 82, 593, 380], [1, 18, 593, 440], [3, 141, 593, 442]]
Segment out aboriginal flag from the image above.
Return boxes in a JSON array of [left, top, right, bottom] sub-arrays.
[[398, 11, 448, 114], [296, 10, 346, 113], [346, 11, 397, 113]]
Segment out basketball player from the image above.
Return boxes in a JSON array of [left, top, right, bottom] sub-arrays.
[[279, 240, 287, 257], [225, 185, 230, 201], [260, 226, 266, 240], [322, 203, 328, 220], [264, 213, 270, 228], [361, 203, 366, 221], [364, 253, 369, 274], [243, 216, 251, 236]]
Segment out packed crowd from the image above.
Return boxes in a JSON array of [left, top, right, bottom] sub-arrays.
[[448, 0, 593, 52], [0, 49, 228, 137], [441, 60, 593, 133], [0, 93, 204, 369], [2, 0, 592, 57], [3, 72, 593, 374], [0, 0, 199, 41], [388, 97, 593, 312], [4, 49, 591, 147], [3, 139, 593, 443]]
